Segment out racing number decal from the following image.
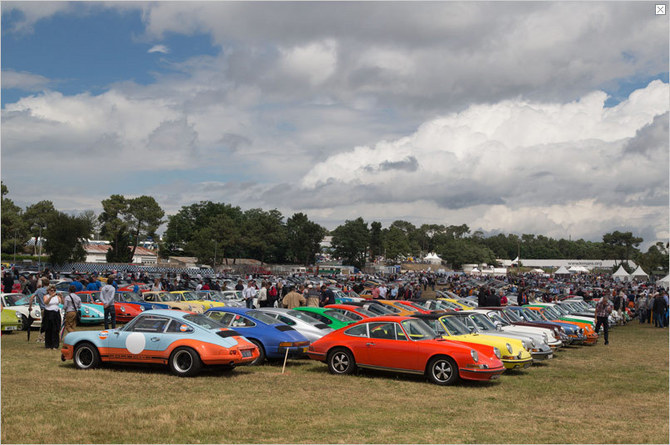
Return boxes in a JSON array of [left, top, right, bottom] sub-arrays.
[[125, 332, 146, 354]]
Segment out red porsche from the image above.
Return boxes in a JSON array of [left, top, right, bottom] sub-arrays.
[[307, 316, 505, 385]]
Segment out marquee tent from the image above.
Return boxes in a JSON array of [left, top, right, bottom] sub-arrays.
[[659, 274, 670, 290], [554, 266, 570, 275], [630, 266, 649, 279], [612, 265, 630, 281]]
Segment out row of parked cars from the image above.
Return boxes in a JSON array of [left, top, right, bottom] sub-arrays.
[[49, 289, 605, 385]]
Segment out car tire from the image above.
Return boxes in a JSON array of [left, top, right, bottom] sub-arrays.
[[168, 347, 202, 377], [73, 342, 101, 370], [327, 348, 356, 375], [427, 356, 459, 386], [248, 339, 265, 366]]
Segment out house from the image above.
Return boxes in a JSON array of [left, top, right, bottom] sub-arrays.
[[84, 244, 158, 264]]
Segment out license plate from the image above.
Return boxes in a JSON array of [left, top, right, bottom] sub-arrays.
[[241, 349, 252, 358], [5, 326, 17, 330], [524, 362, 532, 368], [548, 353, 553, 359], [302, 347, 309, 353], [490, 374, 500, 380]]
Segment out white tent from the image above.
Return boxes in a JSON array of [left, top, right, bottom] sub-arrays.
[[531, 268, 545, 274], [612, 265, 630, 281], [659, 274, 670, 290], [470, 268, 481, 274], [424, 252, 442, 264], [630, 266, 649, 278], [569, 265, 589, 273], [554, 266, 570, 275]]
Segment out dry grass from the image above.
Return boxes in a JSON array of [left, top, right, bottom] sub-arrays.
[[1, 322, 668, 444]]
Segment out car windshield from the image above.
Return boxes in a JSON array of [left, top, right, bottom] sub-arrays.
[[522, 308, 542, 321], [155, 292, 178, 302], [488, 312, 510, 326], [247, 310, 284, 325], [183, 313, 225, 330], [179, 291, 200, 301], [286, 310, 322, 324], [543, 306, 562, 318], [365, 304, 394, 315], [400, 318, 436, 341], [323, 309, 355, 322], [221, 291, 244, 301], [440, 316, 470, 335], [379, 303, 401, 314], [3, 294, 30, 306], [503, 309, 523, 322], [118, 292, 142, 302], [352, 307, 376, 317], [469, 314, 497, 331]]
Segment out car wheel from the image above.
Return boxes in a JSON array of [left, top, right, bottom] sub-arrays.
[[327, 348, 356, 375], [248, 339, 266, 366], [427, 356, 459, 385], [74, 342, 101, 370], [168, 347, 202, 377]]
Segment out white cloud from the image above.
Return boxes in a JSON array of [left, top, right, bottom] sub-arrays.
[[148, 44, 169, 54], [1, 69, 51, 91], [279, 40, 338, 86]]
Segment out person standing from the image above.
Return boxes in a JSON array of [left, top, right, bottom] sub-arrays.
[[306, 285, 320, 307], [282, 286, 306, 309], [652, 292, 668, 328], [257, 282, 269, 308], [29, 278, 49, 342], [636, 293, 649, 324], [243, 280, 257, 308], [100, 278, 117, 330], [62, 285, 82, 338], [595, 296, 613, 345], [42, 285, 63, 350], [320, 285, 335, 307], [2, 271, 14, 293]]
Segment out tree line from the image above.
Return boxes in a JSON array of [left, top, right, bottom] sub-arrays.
[[1, 182, 667, 274]]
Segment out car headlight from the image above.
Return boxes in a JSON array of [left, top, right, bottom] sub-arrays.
[[16, 312, 22, 320], [531, 339, 537, 348], [470, 349, 479, 363], [493, 347, 501, 359], [543, 333, 548, 342], [522, 340, 530, 350], [120, 306, 126, 312], [506, 343, 513, 353], [579, 328, 584, 335], [84, 307, 90, 314], [140, 306, 145, 311]]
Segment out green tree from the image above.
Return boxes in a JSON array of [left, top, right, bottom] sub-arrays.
[[44, 212, 92, 265], [125, 196, 164, 258], [23, 200, 59, 255], [99, 195, 132, 263], [240, 209, 286, 263], [602, 231, 643, 265], [331, 218, 369, 270], [286, 212, 326, 265], [1, 182, 28, 255], [369, 221, 384, 259], [383, 225, 410, 262]]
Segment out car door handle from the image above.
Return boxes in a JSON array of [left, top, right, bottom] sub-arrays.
[[150, 337, 160, 342], [366, 342, 375, 346], [114, 332, 119, 336]]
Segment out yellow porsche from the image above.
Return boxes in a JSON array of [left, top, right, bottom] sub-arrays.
[[169, 290, 225, 311], [414, 313, 533, 370], [141, 291, 204, 314]]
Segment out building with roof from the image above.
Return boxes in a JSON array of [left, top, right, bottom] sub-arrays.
[[84, 244, 158, 264]]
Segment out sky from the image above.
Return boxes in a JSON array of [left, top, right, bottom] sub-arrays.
[[1, 1, 669, 251]]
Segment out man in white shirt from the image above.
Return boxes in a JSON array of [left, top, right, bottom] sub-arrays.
[[243, 281, 257, 308]]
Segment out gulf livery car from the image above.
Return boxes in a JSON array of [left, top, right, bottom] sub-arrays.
[[204, 307, 310, 365], [76, 291, 143, 323], [307, 316, 505, 385], [55, 292, 104, 325], [61, 310, 259, 377]]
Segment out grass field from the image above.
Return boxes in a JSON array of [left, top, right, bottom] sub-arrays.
[[1, 321, 668, 444]]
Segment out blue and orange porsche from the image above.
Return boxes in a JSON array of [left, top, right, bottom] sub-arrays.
[[61, 309, 259, 376]]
